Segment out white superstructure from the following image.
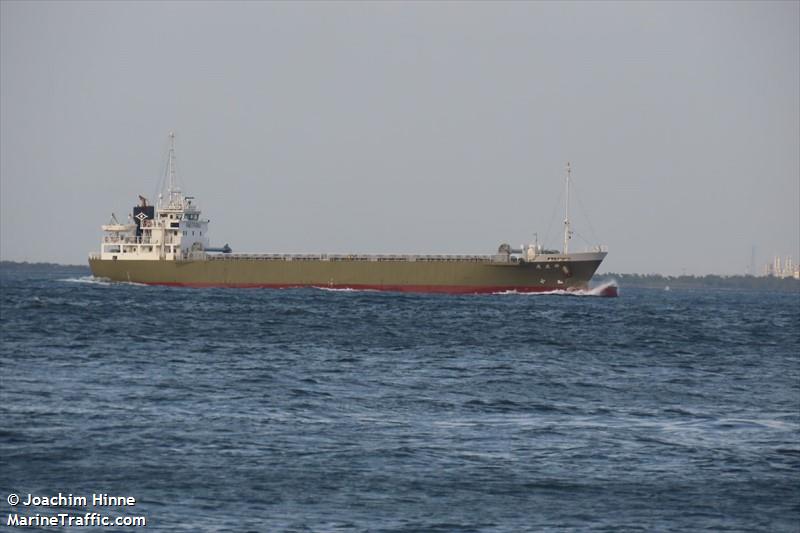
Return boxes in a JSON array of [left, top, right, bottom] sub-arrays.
[[93, 133, 210, 262]]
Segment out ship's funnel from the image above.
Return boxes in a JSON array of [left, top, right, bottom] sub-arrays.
[[132, 202, 155, 236]]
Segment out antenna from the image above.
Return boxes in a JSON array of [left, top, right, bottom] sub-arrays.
[[563, 162, 572, 254]]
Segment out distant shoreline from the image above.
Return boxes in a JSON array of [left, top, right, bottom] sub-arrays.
[[1, 260, 87, 269], [3, 261, 798, 292], [595, 272, 799, 292]]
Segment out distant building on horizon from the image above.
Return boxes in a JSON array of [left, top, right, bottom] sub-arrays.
[[764, 255, 800, 279]]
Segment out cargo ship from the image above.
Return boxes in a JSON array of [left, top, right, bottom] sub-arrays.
[[89, 133, 615, 295]]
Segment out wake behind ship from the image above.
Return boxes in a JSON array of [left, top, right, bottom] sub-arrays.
[[89, 134, 615, 296]]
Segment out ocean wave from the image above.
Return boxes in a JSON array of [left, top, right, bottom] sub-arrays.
[[59, 276, 147, 287], [59, 276, 113, 286], [493, 281, 619, 297]]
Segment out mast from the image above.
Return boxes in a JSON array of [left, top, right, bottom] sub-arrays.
[[167, 131, 180, 206], [563, 161, 572, 254]]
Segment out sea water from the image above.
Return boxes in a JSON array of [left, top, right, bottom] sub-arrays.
[[1, 265, 798, 531]]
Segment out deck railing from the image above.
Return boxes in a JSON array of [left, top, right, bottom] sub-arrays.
[[206, 253, 508, 263], [103, 236, 155, 244]]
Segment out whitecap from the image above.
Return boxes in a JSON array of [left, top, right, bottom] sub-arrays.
[[493, 280, 619, 297]]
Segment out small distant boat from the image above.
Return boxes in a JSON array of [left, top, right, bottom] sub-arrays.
[[88, 133, 613, 295]]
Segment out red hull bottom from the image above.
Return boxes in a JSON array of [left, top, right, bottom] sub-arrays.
[[595, 285, 619, 297], [141, 282, 619, 296]]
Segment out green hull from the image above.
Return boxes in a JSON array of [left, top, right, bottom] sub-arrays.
[[88, 255, 605, 293]]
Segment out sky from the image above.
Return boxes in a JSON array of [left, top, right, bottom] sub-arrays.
[[1, 1, 798, 275]]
